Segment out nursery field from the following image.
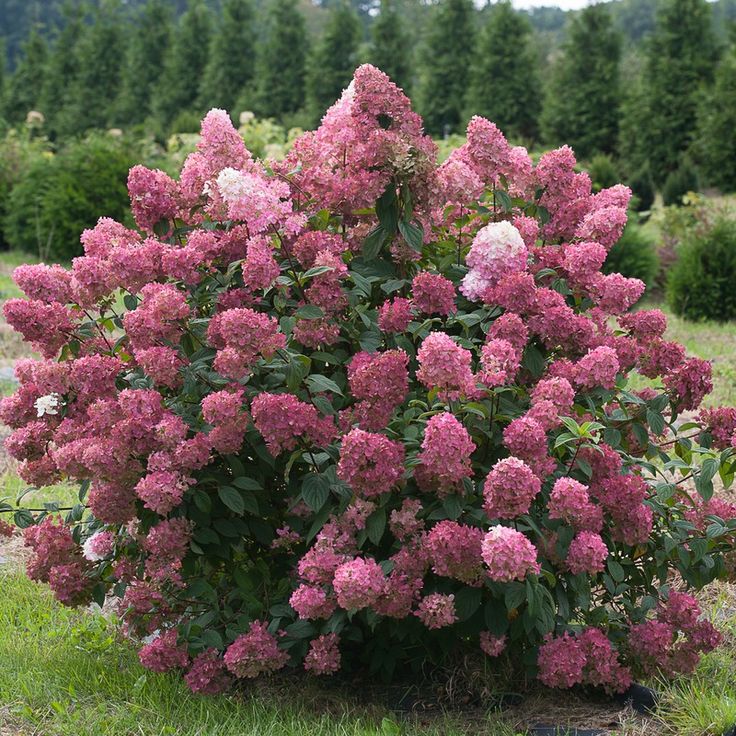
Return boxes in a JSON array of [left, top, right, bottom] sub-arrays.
[[1, 240, 735, 736]]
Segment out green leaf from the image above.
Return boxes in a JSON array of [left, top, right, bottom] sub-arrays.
[[218, 486, 245, 515], [362, 225, 387, 261], [366, 508, 387, 545], [231, 477, 262, 491], [398, 218, 424, 252], [302, 474, 331, 511], [295, 305, 324, 320], [608, 559, 625, 582], [305, 374, 343, 396], [494, 190, 513, 212], [646, 409, 666, 436], [454, 587, 482, 621]]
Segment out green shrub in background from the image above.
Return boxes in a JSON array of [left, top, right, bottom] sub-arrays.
[[587, 153, 618, 192], [667, 217, 736, 322], [4, 135, 133, 261], [603, 219, 659, 289], [627, 165, 655, 212], [0, 130, 51, 248], [662, 158, 699, 207]]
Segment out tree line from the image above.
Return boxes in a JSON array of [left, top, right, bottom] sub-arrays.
[[1, 0, 736, 194]]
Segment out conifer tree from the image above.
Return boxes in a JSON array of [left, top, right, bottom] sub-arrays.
[[154, 0, 212, 128], [114, 0, 172, 126], [199, 0, 257, 114], [307, 2, 361, 122], [370, 0, 411, 92], [418, 0, 476, 136], [255, 0, 309, 120], [39, 2, 84, 138], [541, 4, 621, 158], [696, 46, 736, 191], [642, 0, 718, 185], [466, 1, 541, 141], [3, 29, 48, 124], [59, 1, 128, 135], [0, 39, 6, 120]]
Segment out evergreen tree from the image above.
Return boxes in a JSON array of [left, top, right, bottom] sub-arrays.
[[418, 0, 476, 136], [618, 71, 651, 177], [154, 0, 212, 128], [255, 0, 309, 120], [466, 1, 541, 141], [60, 1, 128, 135], [307, 2, 360, 122], [114, 0, 172, 126], [370, 0, 411, 91], [3, 29, 48, 124], [696, 46, 736, 191], [39, 1, 84, 138], [541, 4, 621, 159], [199, 0, 256, 114], [0, 39, 6, 120], [642, 0, 718, 185]]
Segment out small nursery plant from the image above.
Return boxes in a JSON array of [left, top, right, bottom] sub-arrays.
[[2, 66, 736, 695]]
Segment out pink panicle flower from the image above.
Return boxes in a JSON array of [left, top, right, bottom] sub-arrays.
[[415, 412, 475, 496], [548, 477, 603, 533], [478, 339, 521, 388], [243, 236, 281, 291], [139, 629, 189, 673], [332, 557, 386, 610], [389, 498, 424, 541], [347, 349, 409, 430], [415, 593, 457, 629], [251, 392, 335, 456], [12, 263, 71, 304], [481, 526, 540, 582], [127, 165, 179, 233], [290, 584, 336, 620], [185, 649, 232, 695], [208, 308, 286, 379], [279, 64, 437, 216], [416, 332, 476, 400], [377, 296, 413, 333], [82, 530, 115, 562], [461, 221, 528, 301], [411, 272, 456, 316], [3, 299, 74, 358], [576, 346, 620, 390], [566, 532, 608, 575], [135, 470, 192, 516], [337, 428, 405, 498], [48, 561, 92, 607], [143, 517, 192, 584], [425, 521, 484, 585], [480, 632, 507, 657], [304, 633, 341, 675], [537, 632, 585, 688], [483, 457, 541, 520], [224, 620, 289, 678], [664, 358, 713, 412]]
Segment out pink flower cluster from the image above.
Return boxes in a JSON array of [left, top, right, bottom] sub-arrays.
[[538, 628, 631, 694], [481, 526, 540, 583], [337, 428, 405, 497], [415, 413, 475, 496], [223, 620, 289, 678]]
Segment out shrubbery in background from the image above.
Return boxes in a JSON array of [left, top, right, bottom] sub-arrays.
[[4, 135, 133, 261], [662, 158, 699, 207], [668, 217, 736, 321], [2, 67, 735, 697]]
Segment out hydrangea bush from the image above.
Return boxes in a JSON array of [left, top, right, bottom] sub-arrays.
[[3, 66, 736, 694]]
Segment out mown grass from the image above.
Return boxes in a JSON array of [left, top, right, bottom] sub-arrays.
[[0, 574, 521, 736]]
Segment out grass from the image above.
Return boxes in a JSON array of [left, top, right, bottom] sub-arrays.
[[0, 575, 520, 736]]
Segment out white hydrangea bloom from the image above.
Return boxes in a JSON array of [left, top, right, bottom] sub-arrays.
[[34, 393, 62, 418]]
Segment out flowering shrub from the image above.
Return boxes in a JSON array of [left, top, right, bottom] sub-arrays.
[[2, 65, 736, 696]]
